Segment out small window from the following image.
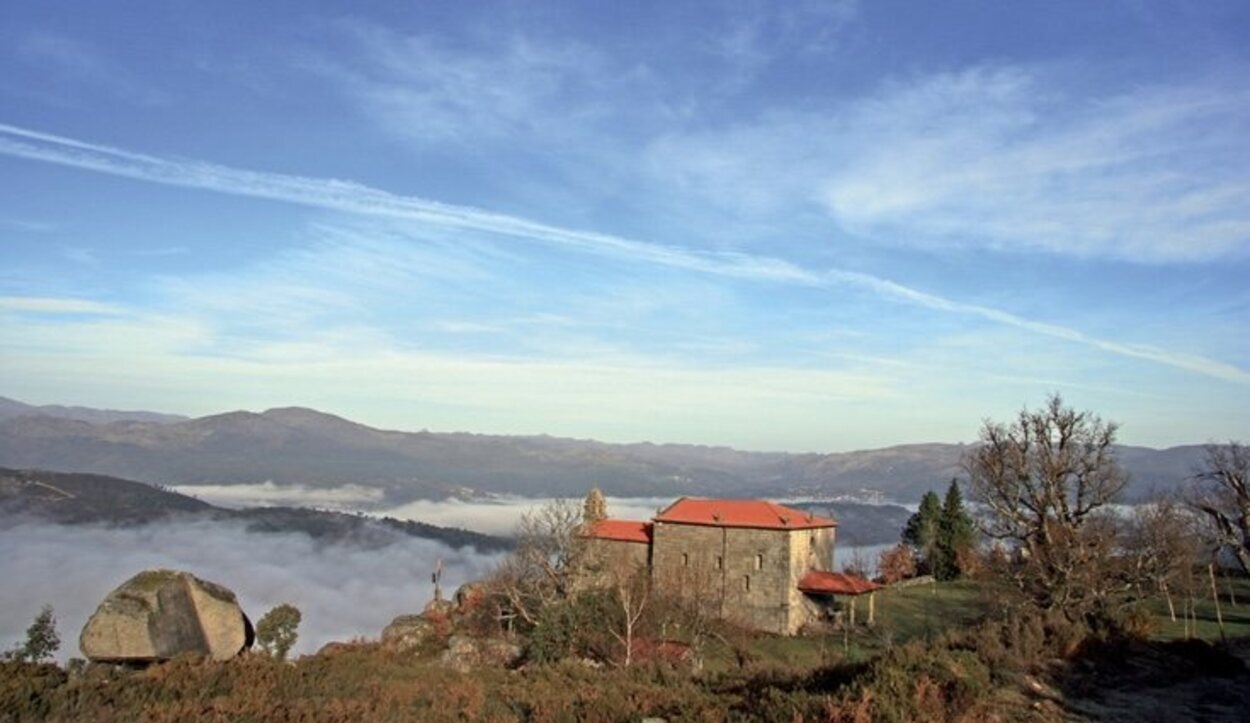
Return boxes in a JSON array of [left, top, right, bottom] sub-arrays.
[[744, 575, 751, 591], [754, 554, 763, 570], [682, 553, 689, 567], [716, 555, 723, 570]]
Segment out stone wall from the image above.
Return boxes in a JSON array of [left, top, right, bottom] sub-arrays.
[[574, 537, 650, 590], [653, 522, 805, 634], [784, 526, 836, 633]]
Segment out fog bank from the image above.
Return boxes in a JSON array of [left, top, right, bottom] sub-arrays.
[[0, 521, 503, 662]]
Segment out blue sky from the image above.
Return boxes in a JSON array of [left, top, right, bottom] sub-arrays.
[[1, 0, 1248, 452]]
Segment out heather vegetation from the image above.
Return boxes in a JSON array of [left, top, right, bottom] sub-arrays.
[[3, 578, 1247, 721]]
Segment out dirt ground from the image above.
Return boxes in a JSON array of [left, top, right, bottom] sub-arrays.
[[1027, 637, 1250, 722]]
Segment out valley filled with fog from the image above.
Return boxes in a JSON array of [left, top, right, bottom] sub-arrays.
[[3, 485, 897, 660]]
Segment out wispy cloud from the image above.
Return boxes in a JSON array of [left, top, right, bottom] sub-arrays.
[[15, 31, 168, 106], [0, 121, 1246, 385], [314, 23, 614, 146], [0, 296, 124, 315], [651, 66, 1250, 262], [0, 217, 55, 233]]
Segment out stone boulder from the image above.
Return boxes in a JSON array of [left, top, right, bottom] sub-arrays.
[[453, 582, 487, 614], [423, 597, 455, 618], [380, 614, 436, 652], [439, 635, 522, 673], [80, 569, 253, 663]]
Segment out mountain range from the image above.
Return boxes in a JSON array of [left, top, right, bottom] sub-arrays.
[[0, 396, 1211, 503]]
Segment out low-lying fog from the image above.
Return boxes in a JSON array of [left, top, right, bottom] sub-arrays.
[[1, 521, 502, 662], [4, 485, 890, 661]]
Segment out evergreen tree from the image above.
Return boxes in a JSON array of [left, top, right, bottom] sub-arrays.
[[934, 479, 976, 580], [902, 491, 942, 572], [4, 605, 60, 663]]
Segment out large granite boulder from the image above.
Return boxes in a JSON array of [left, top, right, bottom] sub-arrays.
[[380, 614, 435, 652], [80, 569, 253, 663]]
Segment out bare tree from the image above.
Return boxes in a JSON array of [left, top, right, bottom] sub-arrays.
[[1187, 442, 1250, 576], [1123, 495, 1200, 621], [610, 568, 650, 667], [965, 394, 1127, 615], [490, 498, 586, 626]]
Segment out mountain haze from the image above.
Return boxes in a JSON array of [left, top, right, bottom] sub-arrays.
[[0, 398, 1210, 502]]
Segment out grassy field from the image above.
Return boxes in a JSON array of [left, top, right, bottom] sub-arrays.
[[1149, 575, 1250, 641], [711, 574, 1250, 675], [701, 579, 990, 672]]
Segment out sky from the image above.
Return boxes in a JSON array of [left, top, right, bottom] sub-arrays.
[[1, 0, 1248, 452]]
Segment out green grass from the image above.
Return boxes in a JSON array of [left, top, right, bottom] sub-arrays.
[[697, 580, 991, 674], [1148, 575, 1250, 641], [709, 574, 1250, 676], [873, 579, 987, 642]]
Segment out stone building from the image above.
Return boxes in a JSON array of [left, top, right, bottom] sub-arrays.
[[579, 492, 876, 635]]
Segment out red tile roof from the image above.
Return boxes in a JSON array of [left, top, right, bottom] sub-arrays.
[[797, 570, 882, 596], [653, 497, 836, 530], [581, 519, 653, 544]]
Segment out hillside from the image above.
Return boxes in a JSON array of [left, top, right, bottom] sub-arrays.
[[0, 398, 1210, 502], [0, 467, 509, 553]]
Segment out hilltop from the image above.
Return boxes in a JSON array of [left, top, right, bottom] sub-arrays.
[[0, 397, 1208, 503]]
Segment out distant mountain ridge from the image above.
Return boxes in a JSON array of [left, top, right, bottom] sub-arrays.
[[0, 395, 187, 425], [0, 397, 1211, 503]]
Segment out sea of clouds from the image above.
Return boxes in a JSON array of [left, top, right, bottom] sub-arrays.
[[3, 487, 888, 660], [0, 520, 503, 662]]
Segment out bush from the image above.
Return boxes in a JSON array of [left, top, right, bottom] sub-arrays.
[[525, 590, 618, 664]]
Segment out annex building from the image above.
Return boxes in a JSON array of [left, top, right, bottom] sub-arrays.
[[578, 490, 880, 635]]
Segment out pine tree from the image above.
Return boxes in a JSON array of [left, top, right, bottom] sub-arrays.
[[902, 491, 942, 573], [934, 479, 976, 580]]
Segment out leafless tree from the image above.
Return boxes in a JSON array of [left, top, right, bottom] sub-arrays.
[[1187, 442, 1250, 576], [650, 563, 717, 671], [965, 394, 1127, 616], [490, 498, 586, 625], [1123, 495, 1200, 621], [610, 568, 650, 667]]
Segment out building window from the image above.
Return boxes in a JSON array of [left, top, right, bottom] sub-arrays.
[[716, 555, 723, 569], [754, 554, 763, 570], [744, 575, 751, 591], [682, 553, 689, 567]]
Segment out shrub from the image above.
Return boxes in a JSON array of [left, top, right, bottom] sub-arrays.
[[255, 603, 302, 661], [3, 605, 60, 663]]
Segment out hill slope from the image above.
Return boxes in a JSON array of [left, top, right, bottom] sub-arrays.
[[0, 400, 1210, 502], [0, 467, 508, 552]]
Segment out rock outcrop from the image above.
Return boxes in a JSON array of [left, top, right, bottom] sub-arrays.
[[439, 635, 522, 673], [380, 614, 435, 652], [80, 569, 253, 663]]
